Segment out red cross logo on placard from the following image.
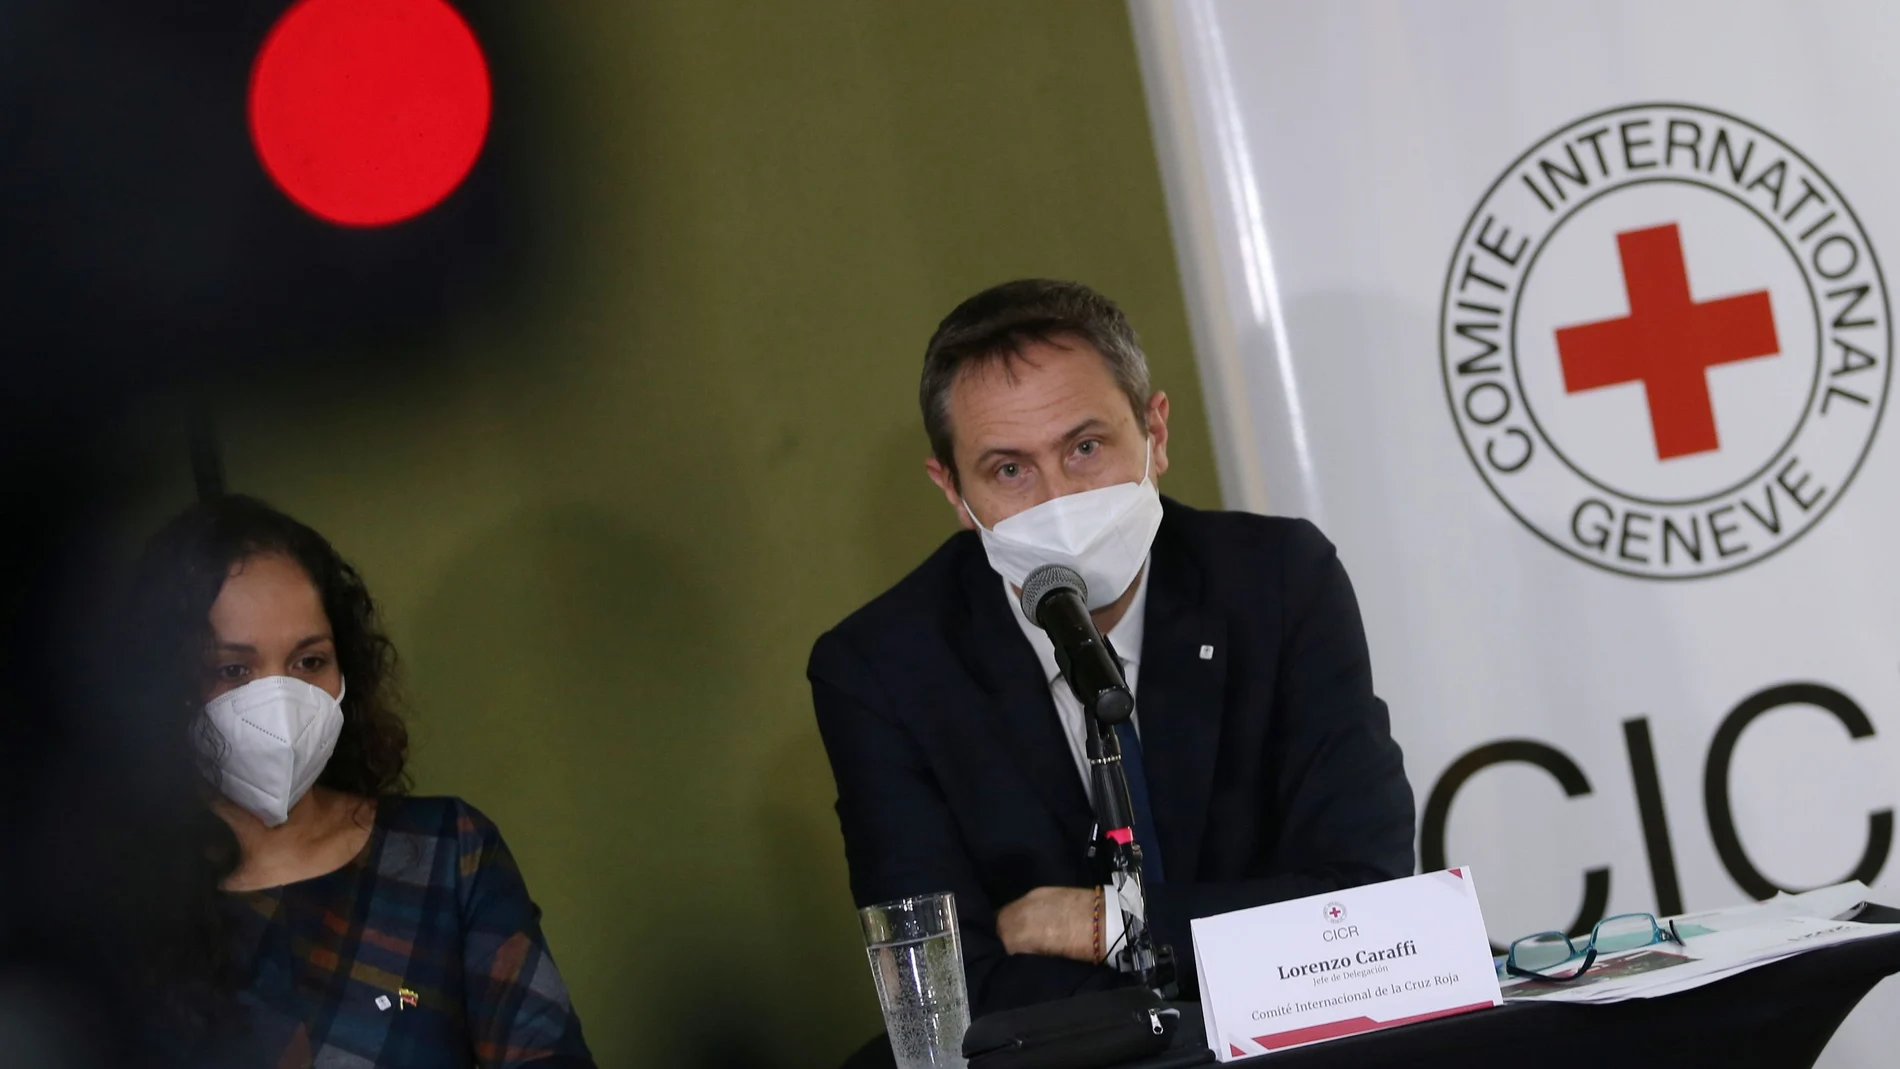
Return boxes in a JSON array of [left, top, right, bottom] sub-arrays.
[[1324, 903, 1346, 923], [1555, 223, 1781, 460]]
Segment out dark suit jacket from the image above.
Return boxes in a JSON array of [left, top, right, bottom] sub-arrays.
[[808, 498, 1414, 1014]]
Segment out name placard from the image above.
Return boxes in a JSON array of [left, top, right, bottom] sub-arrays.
[[1191, 868, 1502, 1060]]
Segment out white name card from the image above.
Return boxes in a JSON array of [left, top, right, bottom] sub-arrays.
[[1191, 868, 1502, 1060]]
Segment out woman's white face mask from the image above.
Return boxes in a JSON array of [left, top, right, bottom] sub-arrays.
[[201, 674, 345, 827], [963, 439, 1164, 609]]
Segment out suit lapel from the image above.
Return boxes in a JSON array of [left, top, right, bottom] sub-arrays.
[[1135, 501, 1227, 881], [950, 544, 1095, 843]]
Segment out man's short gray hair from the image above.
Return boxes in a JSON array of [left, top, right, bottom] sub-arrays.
[[920, 279, 1152, 478]]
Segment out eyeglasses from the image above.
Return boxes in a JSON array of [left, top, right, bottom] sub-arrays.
[[1504, 913, 1685, 982]]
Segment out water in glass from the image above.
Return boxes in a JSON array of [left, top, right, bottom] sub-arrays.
[[861, 893, 969, 1069], [867, 930, 968, 1069]]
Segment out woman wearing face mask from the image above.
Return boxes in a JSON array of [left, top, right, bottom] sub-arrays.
[[126, 495, 593, 1068]]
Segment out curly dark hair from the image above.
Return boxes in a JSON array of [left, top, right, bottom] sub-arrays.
[[131, 493, 411, 800], [113, 494, 410, 1043]]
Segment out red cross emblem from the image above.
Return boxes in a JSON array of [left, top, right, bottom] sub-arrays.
[[1325, 902, 1346, 923], [1555, 223, 1781, 461], [1442, 103, 1891, 581]]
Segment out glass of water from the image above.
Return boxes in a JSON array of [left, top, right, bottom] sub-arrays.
[[859, 892, 970, 1069]]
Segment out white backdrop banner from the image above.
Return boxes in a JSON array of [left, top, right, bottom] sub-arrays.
[[1129, 3, 1899, 1065]]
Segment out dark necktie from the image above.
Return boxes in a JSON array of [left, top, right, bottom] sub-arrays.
[[1113, 716, 1166, 885]]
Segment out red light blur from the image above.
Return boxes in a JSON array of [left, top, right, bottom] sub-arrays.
[[249, 0, 491, 227]]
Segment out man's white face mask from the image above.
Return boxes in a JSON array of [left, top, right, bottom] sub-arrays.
[[963, 438, 1164, 610], [201, 674, 346, 827]]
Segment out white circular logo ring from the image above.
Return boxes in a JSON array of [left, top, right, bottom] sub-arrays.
[[1441, 103, 1890, 580]]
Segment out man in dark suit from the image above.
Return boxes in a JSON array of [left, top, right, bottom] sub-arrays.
[[810, 279, 1414, 1014]]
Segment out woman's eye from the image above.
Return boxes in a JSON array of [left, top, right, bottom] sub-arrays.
[[216, 664, 248, 681], [296, 654, 330, 673]]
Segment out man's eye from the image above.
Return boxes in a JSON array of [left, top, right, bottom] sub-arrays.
[[999, 463, 1020, 480], [1076, 440, 1099, 456]]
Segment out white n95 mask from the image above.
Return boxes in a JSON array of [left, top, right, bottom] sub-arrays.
[[965, 440, 1164, 610], [201, 674, 346, 827]]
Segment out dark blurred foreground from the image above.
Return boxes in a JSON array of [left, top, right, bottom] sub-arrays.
[[0, 0, 527, 1062]]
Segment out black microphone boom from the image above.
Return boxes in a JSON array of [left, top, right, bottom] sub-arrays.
[[1019, 565, 1134, 724], [1019, 564, 1177, 996]]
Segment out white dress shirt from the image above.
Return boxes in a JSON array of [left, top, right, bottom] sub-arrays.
[[1006, 564, 1151, 964]]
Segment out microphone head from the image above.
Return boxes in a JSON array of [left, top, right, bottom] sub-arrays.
[[1020, 564, 1086, 622]]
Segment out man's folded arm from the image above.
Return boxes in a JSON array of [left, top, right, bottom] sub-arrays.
[[1149, 521, 1415, 978], [809, 630, 1121, 1012]]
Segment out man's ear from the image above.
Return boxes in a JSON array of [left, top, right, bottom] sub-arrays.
[[926, 457, 977, 531], [1147, 391, 1172, 478]]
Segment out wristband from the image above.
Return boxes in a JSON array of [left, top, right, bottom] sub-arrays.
[[1092, 886, 1105, 961]]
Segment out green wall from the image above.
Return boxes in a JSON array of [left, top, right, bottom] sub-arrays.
[[195, 3, 1220, 1064]]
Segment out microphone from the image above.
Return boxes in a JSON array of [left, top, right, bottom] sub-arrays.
[[1022, 565, 1176, 996], [1019, 565, 1135, 724]]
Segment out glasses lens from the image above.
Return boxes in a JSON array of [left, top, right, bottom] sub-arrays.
[[1510, 932, 1576, 973], [1593, 914, 1661, 953]]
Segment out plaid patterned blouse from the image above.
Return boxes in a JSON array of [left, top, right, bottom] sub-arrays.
[[196, 796, 594, 1068]]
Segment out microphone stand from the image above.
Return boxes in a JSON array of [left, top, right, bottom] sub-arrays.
[[1069, 648, 1179, 999]]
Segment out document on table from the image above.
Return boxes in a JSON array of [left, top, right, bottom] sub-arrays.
[[1499, 882, 1894, 1004]]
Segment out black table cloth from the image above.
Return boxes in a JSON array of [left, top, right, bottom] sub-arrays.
[[841, 926, 1900, 1069]]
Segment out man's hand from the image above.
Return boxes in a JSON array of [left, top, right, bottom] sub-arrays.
[[996, 886, 1099, 963]]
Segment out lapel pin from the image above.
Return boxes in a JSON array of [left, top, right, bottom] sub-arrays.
[[375, 995, 392, 1012], [1199, 645, 1214, 660], [400, 988, 420, 1011]]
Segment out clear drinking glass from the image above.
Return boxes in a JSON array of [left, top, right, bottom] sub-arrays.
[[859, 892, 970, 1069]]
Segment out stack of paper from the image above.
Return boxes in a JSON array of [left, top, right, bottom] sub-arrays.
[[1498, 882, 1894, 1004]]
